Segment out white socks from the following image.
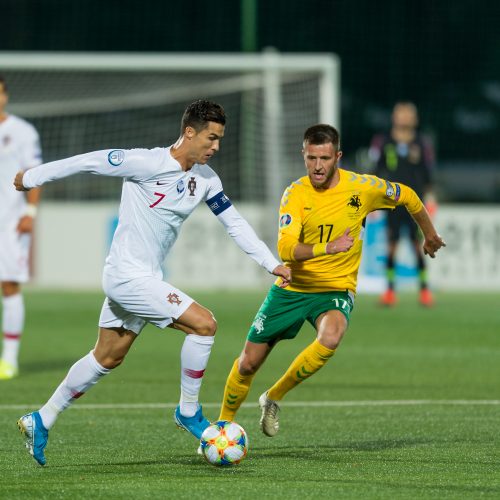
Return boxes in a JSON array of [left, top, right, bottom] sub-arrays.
[[1, 293, 25, 367], [36, 334, 214, 428], [38, 351, 110, 429], [179, 334, 214, 417]]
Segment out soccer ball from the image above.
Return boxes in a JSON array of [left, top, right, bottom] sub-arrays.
[[199, 420, 248, 466]]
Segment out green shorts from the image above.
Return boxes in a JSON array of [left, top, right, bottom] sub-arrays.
[[247, 285, 354, 344]]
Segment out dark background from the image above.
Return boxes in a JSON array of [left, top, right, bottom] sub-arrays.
[[2, 0, 500, 201]]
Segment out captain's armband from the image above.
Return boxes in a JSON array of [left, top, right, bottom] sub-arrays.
[[206, 191, 232, 215]]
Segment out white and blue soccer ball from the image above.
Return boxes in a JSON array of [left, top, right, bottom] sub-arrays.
[[200, 420, 248, 466]]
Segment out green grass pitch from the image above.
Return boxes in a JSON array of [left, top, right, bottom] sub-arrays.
[[1, 290, 499, 499]]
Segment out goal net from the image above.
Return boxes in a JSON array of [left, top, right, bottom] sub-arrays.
[[0, 51, 340, 206]]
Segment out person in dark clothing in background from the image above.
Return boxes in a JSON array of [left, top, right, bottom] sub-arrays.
[[369, 102, 437, 307]]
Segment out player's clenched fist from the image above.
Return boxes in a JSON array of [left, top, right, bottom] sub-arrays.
[[273, 265, 292, 288], [327, 227, 354, 254], [14, 171, 29, 191], [423, 234, 446, 258]]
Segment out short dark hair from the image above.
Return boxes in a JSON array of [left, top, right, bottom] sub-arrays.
[[394, 101, 417, 112], [181, 99, 226, 134], [0, 75, 7, 92], [303, 124, 340, 150]]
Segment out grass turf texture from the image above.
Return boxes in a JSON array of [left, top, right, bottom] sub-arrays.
[[1, 290, 499, 499]]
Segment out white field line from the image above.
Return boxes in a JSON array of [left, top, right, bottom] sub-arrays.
[[1, 400, 499, 410]]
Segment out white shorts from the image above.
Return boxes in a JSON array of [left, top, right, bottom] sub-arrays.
[[99, 274, 194, 335], [0, 229, 31, 283]]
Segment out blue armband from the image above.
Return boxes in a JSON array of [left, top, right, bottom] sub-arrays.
[[206, 191, 232, 215]]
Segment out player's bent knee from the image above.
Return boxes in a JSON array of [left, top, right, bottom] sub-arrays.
[[318, 328, 345, 350], [238, 356, 259, 375], [1, 281, 21, 296], [196, 314, 217, 337], [95, 354, 126, 370]]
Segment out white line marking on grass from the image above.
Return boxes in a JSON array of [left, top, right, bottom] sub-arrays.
[[1, 400, 499, 410]]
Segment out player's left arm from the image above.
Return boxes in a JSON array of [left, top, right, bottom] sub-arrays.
[[392, 182, 446, 258], [205, 189, 291, 286], [410, 205, 446, 258]]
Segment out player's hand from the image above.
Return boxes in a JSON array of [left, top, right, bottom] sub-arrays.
[[423, 233, 446, 258], [272, 265, 292, 288], [14, 171, 30, 191], [327, 227, 354, 254], [17, 215, 34, 234]]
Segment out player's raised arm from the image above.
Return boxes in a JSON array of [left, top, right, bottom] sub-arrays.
[[14, 149, 158, 191]]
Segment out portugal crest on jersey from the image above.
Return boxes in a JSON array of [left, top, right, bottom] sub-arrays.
[[167, 293, 182, 305], [188, 176, 197, 196]]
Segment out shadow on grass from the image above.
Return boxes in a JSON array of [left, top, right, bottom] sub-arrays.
[[247, 438, 431, 460], [48, 439, 428, 469], [20, 359, 77, 374], [48, 455, 253, 475]]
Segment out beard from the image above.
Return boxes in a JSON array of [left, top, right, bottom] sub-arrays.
[[309, 167, 336, 189]]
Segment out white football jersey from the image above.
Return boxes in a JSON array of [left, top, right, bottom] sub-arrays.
[[0, 115, 42, 229], [23, 147, 279, 280]]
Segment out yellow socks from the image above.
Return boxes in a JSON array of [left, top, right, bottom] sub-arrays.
[[267, 339, 336, 401], [218, 358, 255, 421], [218, 340, 336, 419]]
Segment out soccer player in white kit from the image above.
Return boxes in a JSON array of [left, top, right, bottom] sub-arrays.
[[0, 75, 42, 380], [15, 100, 291, 466]]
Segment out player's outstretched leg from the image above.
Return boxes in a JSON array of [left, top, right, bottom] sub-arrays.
[[17, 411, 49, 466], [259, 392, 281, 437], [259, 339, 336, 437], [174, 405, 210, 439]]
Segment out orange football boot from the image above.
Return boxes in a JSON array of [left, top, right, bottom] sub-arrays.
[[419, 288, 434, 307], [380, 289, 397, 306]]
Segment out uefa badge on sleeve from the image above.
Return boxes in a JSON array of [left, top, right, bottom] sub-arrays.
[[108, 150, 125, 166], [279, 214, 292, 228]]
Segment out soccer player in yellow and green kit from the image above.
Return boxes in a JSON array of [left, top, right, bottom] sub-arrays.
[[218, 124, 446, 437]]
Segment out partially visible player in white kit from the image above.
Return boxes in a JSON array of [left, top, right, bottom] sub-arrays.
[[0, 75, 42, 380], [15, 100, 291, 466]]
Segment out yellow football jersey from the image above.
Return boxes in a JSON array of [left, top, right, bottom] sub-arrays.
[[276, 168, 423, 293]]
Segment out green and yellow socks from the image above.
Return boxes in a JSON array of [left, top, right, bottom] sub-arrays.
[[219, 358, 255, 421], [218, 340, 336, 421], [267, 339, 336, 401]]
